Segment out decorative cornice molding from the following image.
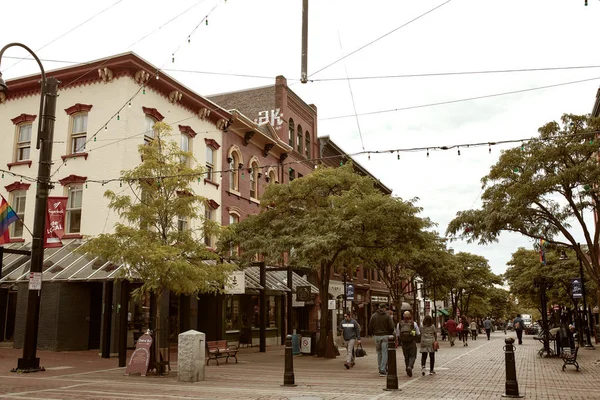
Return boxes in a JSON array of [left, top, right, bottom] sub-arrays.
[[5, 182, 31, 192], [6, 161, 33, 170], [65, 103, 93, 115], [168, 90, 183, 104], [98, 67, 114, 83], [58, 174, 87, 186], [198, 107, 211, 120], [0, 92, 5, 104], [205, 138, 221, 150], [142, 106, 164, 121], [11, 113, 37, 125], [263, 143, 275, 157], [280, 153, 289, 163], [61, 152, 89, 161], [243, 131, 256, 146], [179, 125, 197, 138], [134, 69, 151, 85], [207, 199, 220, 209]]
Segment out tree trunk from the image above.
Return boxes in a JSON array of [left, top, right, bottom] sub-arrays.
[[154, 289, 164, 375]]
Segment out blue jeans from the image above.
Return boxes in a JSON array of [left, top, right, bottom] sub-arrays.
[[374, 335, 388, 374]]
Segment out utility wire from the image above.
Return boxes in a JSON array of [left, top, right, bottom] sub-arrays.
[[6, 54, 600, 82], [309, 65, 600, 82], [5, 130, 599, 187], [308, 0, 453, 78], [320, 76, 600, 121], [1, 0, 125, 73], [337, 31, 364, 150]]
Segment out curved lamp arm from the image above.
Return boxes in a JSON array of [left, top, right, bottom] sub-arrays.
[[0, 43, 47, 149]]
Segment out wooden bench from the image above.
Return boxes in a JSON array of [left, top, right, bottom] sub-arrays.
[[206, 340, 239, 366], [561, 346, 580, 371]]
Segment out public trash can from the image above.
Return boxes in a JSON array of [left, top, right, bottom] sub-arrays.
[[300, 330, 317, 355], [292, 334, 301, 355]]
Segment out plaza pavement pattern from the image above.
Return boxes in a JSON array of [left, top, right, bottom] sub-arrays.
[[0, 331, 599, 399]]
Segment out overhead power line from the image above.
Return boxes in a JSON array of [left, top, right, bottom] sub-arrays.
[[308, 0, 453, 78], [320, 76, 600, 121]]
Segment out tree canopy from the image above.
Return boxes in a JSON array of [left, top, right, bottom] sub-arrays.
[[446, 114, 600, 305]]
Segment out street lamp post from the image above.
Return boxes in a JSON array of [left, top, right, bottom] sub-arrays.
[[533, 277, 552, 357], [0, 43, 60, 372], [576, 243, 595, 349]]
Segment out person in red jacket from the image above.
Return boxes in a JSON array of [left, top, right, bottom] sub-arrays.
[[444, 318, 457, 347]]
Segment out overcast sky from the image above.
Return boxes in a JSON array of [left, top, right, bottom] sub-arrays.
[[2, 0, 600, 275]]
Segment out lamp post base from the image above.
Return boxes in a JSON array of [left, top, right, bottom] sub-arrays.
[[12, 358, 44, 373]]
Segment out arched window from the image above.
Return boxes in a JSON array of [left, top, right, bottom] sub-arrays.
[[268, 169, 277, 184], [250, 161, 259, 199], [229, 152, 241, 191], [305, 132, 311, 158], [297, 125, 303, 154], [288, 118, 295, 147]]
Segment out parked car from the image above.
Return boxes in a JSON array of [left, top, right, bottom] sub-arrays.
[[506, 322, 514, 331]]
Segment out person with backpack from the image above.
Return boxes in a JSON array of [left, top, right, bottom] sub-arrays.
[[396, 311, 420, 377], [339, 312, 361, 369], [513, 314, 525, 345]]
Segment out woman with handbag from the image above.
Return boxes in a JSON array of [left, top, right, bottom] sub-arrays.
[[460, 316, 469, 346], [419, 315, 438, 375]]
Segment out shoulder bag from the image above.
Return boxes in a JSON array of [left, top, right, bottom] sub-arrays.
[[355, 343, 367, 357]]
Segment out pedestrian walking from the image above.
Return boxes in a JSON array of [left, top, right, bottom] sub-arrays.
[[419, 315, 438, 376], [470, 319, 478, 340], [460, 316, 469, 346], [445, 318, 457, 346], [513, 314, 525, 345], [369, 303, 395, 377], [396, 311, 420, 377], [483, 317, 492, 340], [339, 313, 361, 369]]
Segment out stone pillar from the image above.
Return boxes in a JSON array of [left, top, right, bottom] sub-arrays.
[[178, 330, 205, 382]]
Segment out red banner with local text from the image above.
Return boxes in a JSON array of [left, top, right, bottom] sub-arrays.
[[44, 197, 68, 248]]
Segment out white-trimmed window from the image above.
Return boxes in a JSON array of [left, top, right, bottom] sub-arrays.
[[66, 184, 83, 234], [229, 153, 240, 191], [288, 118, 295, 147], [10, 190, 26, 238], [204, 207, 213, 247], [180, 134, 190, 165], [268, 170, 277, 184], [229, 213, 240, 257], [178, 215, 188, 232], [305, 133, 311, 158], [70, 113, 88, 154], [144, 116, 156, 144], [250, 162, 259, 199], [297, 125, 303, 154], [16, 124, 32, 162], [206, 146, 215, 181]]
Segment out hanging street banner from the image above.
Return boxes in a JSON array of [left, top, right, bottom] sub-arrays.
[[425, 300, 431, 316], [346, 283, 355, 301], [571, 278, 583, 299], [225, 271, 245, 294], [44, 197, 67, 248]]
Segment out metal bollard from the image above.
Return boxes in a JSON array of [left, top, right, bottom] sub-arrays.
[[282, 334, 297, 387], [502, 337, 523, 398], [384, 335, 400, 391]]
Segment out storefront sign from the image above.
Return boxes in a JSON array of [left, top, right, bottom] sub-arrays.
[[28, 272, 42, 291], [425, 300, 430, 316], [571, 278, 583, 299], [43, 197, 67, 248], [296, 286, 311, 301], [346, 283, 354, 301], [225, 271, 245, 294], [329, 281, 344, 297], [328, 299, 336, 310], [125, 333, 153, 376], [371, 295, 388, 303], [292, 299, 305, 307]]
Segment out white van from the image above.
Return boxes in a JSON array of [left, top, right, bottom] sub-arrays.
[[521, 314, 532, 327]]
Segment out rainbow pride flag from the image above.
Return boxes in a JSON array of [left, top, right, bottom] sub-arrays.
[[0, 196, 18, 239], [539, 238, 546, 265]]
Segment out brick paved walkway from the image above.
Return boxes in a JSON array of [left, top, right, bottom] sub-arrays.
[[0, 331, 599, 399]]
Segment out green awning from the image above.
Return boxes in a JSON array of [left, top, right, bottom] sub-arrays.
[[435, 308, 449, 316]]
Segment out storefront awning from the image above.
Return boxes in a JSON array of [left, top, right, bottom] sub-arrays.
[[435, 308, 449, 316], [267, 269, 318, 294]]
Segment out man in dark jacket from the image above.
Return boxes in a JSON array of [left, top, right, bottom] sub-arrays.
[[369, 303, 395, 376], [339, 312, 361, 369]]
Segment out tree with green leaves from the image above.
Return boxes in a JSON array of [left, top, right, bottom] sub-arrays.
[[218, 163, 399, 354], [79, 122, 233, 372], [446, 114, 600, 308], [449, 252, 502, 318], [504, 247, 596, 313]]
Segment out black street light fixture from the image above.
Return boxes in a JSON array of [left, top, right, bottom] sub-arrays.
[[0, 43, 60, 372]]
